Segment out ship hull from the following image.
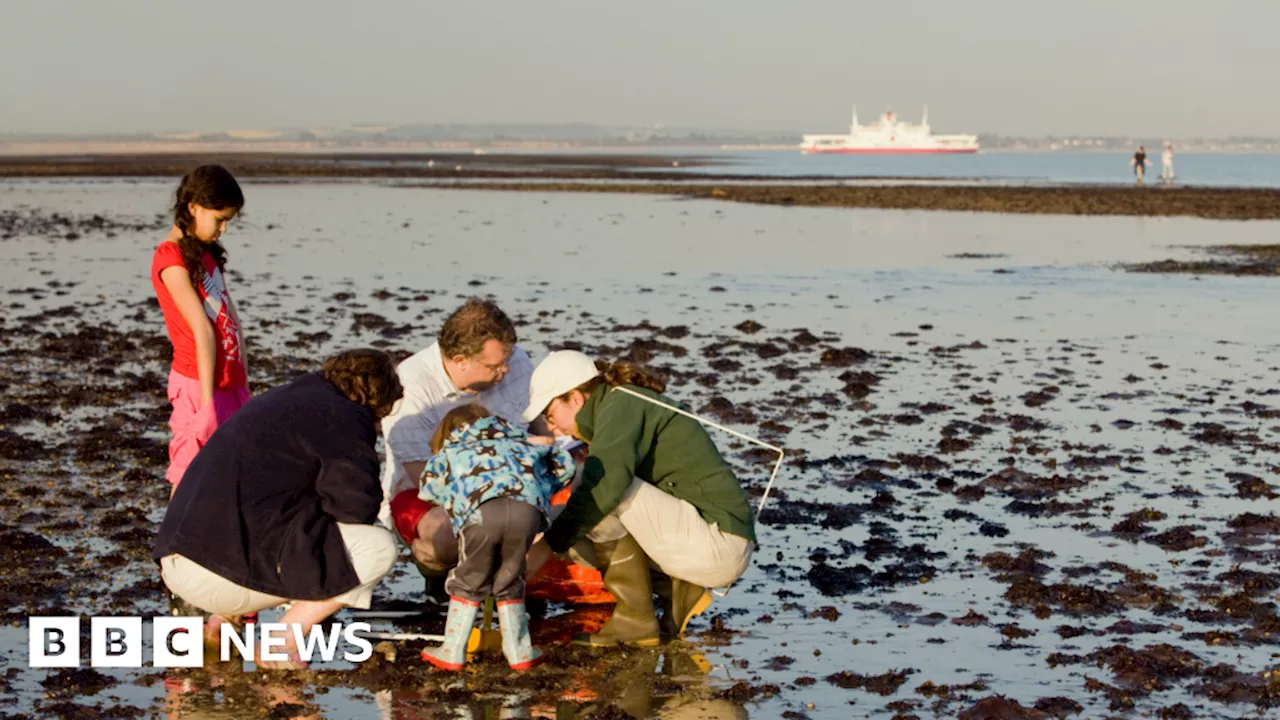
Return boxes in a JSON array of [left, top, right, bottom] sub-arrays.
[[802, 105, 979, 155], [802, 146, 978, 155]]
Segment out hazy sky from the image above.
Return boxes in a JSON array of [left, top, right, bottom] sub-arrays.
[[1, 0, 1274, 137]]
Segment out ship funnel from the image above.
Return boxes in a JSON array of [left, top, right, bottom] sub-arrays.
[[922, 105, 929, 127], [850, 105, 858, 132]]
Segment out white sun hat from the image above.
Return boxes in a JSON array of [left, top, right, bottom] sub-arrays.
[[522, 350, 600, 423]]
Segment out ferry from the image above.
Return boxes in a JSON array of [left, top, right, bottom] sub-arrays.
[[801, 106, 978, 154]]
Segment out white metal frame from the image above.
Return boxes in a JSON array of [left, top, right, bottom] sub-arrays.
[[611, 386, 785, 596]]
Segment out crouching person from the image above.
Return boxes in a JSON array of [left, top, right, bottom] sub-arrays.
[[154, 349, 403, 670], [524, 351, 758, 646]]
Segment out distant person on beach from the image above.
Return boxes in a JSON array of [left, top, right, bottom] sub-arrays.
[[150, 165, 249, 495], [155, 349, 401, 670], [417, 404, 575, 671], [1130, 146, 1150, 185], [523, 351, 757, 646], [380, 298, 536, 605], [1161, 143, 1175, 183]]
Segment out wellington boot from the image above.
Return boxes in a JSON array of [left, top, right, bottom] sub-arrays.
[[422, 597, 479, 671], [573, 535, 660, 647], [655, 574, 712, 640], [496, 600, 543, 670]]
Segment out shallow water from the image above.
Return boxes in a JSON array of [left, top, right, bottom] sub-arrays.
[[685, 150, 1280, 188], [1, 179, 1278, 719]]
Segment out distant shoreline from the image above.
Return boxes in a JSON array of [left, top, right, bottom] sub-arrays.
[[3, 142, 1280, 157], [2, 151, 1279, 221], [0, 141, 744, 156]]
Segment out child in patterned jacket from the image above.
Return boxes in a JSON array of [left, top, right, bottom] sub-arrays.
[[418, 403, 574, 671]]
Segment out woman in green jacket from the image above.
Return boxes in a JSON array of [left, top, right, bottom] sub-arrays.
[[523, 350, 756, 646]]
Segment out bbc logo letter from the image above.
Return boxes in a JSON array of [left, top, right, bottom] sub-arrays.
[[91, 617, 143, 667], [29, 617, 80, 668], [153, 616, 205, 668], [30, 616, 204, 669]]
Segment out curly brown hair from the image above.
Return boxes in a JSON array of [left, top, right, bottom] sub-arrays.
[[438, 298, 517, 360], [321, 348, 404, 420], [171, 165, 244, 289], [430, 403, 493, 453], [559, 359, 667, 404]]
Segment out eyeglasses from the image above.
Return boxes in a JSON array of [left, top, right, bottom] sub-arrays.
[[475, 358, 509, 374], [539, 398, 566, 424], [472, 350, 512, 375]]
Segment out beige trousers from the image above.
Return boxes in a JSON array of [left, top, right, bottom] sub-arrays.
[[568, 477, 754, 589], [160, 523, 397, 614]]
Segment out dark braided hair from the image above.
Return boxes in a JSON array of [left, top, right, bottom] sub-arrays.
[[171, 165, 243, 288]]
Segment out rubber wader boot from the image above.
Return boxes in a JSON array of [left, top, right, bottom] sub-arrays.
[[574, 535, 660, 647], [654, 572, 713, 640], [413, 559, 450, 608]]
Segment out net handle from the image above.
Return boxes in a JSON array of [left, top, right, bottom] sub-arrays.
[[610, 386, 785, 598]]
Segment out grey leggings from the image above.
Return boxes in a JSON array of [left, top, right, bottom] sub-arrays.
[[445, 497, 541, 603]]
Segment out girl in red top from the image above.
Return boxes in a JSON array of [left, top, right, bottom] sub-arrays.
[[151, 165, 249, 493]]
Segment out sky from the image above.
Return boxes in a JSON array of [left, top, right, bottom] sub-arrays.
[[1, 0, 1275, 137]]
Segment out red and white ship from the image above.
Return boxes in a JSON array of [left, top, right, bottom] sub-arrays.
[[801, 106, 978, 154]]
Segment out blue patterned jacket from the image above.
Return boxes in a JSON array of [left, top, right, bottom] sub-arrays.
[[417, 416, 575, 534]]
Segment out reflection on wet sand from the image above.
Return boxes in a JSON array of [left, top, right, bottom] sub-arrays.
[[161, 635, 739, 720], [369, 644, 740, 720]]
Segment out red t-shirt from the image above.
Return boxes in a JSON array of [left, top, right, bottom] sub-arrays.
[[151, 241, 246, 389]]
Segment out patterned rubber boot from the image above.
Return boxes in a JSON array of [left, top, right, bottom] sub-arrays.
[[497, 600, 543, 671], [422, 597, 480, 670]]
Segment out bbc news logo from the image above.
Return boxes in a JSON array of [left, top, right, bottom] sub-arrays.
[[29, 617, 375, 668]]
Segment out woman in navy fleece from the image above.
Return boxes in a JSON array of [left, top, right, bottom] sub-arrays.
[[155, 348, 403, 669]]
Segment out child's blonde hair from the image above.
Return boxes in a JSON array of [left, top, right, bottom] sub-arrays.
[[430, 403, 493, 453]]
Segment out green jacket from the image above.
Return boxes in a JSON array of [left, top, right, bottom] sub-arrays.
[[544, 383, 757, 553]]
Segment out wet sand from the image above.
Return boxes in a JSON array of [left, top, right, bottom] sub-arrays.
[[426, 182, 1280, 221], [1127, 244, 1280, 276], [1, 181, 1278, 718]]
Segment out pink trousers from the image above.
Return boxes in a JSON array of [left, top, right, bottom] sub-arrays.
[[166, 369, 249, 486]]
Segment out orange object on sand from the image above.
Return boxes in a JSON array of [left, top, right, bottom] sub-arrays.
[[528, 555, 613, 604], [527, 486, 615, 605]]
